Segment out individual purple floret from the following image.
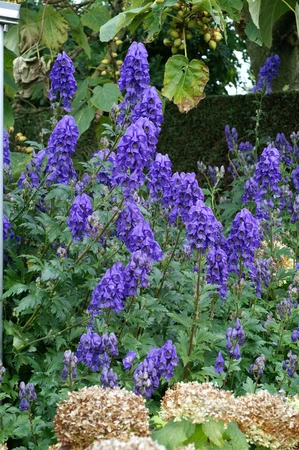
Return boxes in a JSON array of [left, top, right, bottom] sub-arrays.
[[133, 340, 178, 398], [0, 360, 5, 383], [291, 325, 299, 343], [3, 129, 10, 167], [226, 318, 246, 360], [49, 51, 78, 112], [124, 250, 152, 296], [148, 153, 172, 202], [253, 145, 281, 196], [206, 245, 228, 299], [118, 42, 150, 96], [252, 54, 281, 95], [92, 149, 116, 187], [68, 193, 93, 241], [249, 354, 266, 377], [3, 215, 12, 241], [126, 220, 163, 262], [292, 167, 299, 192], [62, 350, 78, 380], [19, 382, 37, 411], [76, 329, 110, 372], [116, 200, 144, 242], [282, 351, 297, 378], [185, 200, 222, 253], [45, 115, 78, 185], [100, 366, 118, 389], [242, 177, 261, 205], [122, 350, 137, 370], [88, 263, 127, 316], [227, 208, 260, 276], [214, 351, 225, 373], [225, 125, 238, 152]]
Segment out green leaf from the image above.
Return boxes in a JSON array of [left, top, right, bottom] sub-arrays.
[[162, 55, 209, 113], [259, 0, 296, 47], [2, 283, 29, 300], [100, 4, 152, 42], [247, 0, 261, 28], [224, 422, 249, 450], [151, 419, 195, 450], [4, 69, 17, 98], [81, 5, 111, 31], [37, 6, 69, 51], [60, 9, 80, 28], [4, 24, 20, 55], [295, 3, 299, 40], [15, 294, 41, 314], [74, 105, 95, 135], [202, 420, 225, 447], [4, 97, 14, 130], [245, 19, 262, 45], [95, 116, 112, 141], [217, 0, 242, 21], [72, 24, 91, 58], [183, 424, 208, 447], [90, 83, 120, 112], [10, 152, 31, 181]]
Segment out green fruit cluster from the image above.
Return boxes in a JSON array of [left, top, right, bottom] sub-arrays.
[[163, 2, 223, 53]]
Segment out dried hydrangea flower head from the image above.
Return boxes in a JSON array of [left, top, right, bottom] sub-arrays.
[[86, 436, 166, 450], [54, 385, 150, 448]]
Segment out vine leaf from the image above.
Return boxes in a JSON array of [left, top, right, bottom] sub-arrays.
[[162, 55, 209, 113], [258, 0, 296, 47], [81, 5, 111, 31], [37, 6, 69, 51]]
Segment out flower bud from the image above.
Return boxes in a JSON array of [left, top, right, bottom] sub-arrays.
[[111, 52, 118, 58], [102, 59, 110, 64], [115, 40, 123, 45]]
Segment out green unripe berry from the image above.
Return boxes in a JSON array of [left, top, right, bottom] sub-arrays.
[[174, 37, 182, 46], [202, 16, 210, 23], [187, 19, 197, 28], [204, 32, 211, 42], [209, 39, 217, 50], [163, 38, 172, 46], [214, 31, 223, 42], [169, 29, 179, 38], [171, 46, 179, 54], [186, 32, 193, 40]]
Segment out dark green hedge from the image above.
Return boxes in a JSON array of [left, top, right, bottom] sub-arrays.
[[14, 91, 299, 174], [158, 91, 299, 173]]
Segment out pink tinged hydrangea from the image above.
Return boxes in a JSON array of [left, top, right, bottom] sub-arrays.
[[252, 54, 280, 95], [88, 262, 127, 316], [68, 193, 93, 241], [253, 145, 281, 195], [185, 200, 222, 253], [45, 115, 78, 185], [49, 51, 78, 112]]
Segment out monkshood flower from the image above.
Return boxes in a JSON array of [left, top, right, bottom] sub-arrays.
[[88, 263, 127, 316], [214, 351, 225, 373], [67, 193, 93, 241], [225, 125, 238, 152], [252, 54, 280, 95], [3, 129, 10, 167], [116, 200, 144, 243], [274, 132, 293, 164], [124, 250, 152, 297], [123, 350, 137, 370], [148, 153, 172, 202], [118, 42, 150, 96], [249, 354, 266, 377], [75, 173, 91, 195], [291, 131, 299, 161], [226, 318, 246, 360], [253, 145, 281, 196], [131, 86, 164, 132], [282, 351, 297, 378], [185, 200, 222, 253], [291, 325, 299, 343], [206, 245, 228, 299], [242, 177, 261, 205], [76, 329, 111, 372], [49, 51, 78, 112], [163, 172, 205, 224], [3, 215, 12, 241], [18, 149, 47, 189], [292, 167, 299, 192], [254, 257, 274, 297], [227, 208, 260, 275], [92, 149, 116, 187], [0, 360, 5, 383], [126, 220, 163, 261], [133, 340, 178, 398], [100, 367, 118, 389], [277, 298, 293, 320], [45, 115, 78, 185], [62, 350, 78, 380], [279, 184, 293, 213], [19, 382, 37, 411]]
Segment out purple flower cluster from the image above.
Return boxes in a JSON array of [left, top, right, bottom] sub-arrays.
[[227, 208, 260, 275], [214, 351, 225, 373], [226, 318, 246, 360], [49, 51, 78, 112], [277, 298, 293, 320], [249, 354, 266, 377], [18, 149, 47, 189], [242, 177, 261, 205], [185, 200, 222, 253], [133, 340, 178, 398], [0, 360, 5, 383], [88, 262, 126, 316], [124, 250, 152, 296], [3, 215, 12, 241], [206, 245, 228, 299], [62, 350, 78, 380], [131, 86, 163, 133], [118, 42, 150, 97], [122, 350, 137, 370], [148, 153, 172, 202], [253, 145, 281, 196], [3, 129, 10, 167], [68, 193, 93, 241], [100, 366, 118, 388], [19, 382, 37, 411], [45, 115, 78, 185], [282, 351, 297, 378], [76, 330, 118, 372], [274, 132, 293, 164], [291, 325, 299, 343], [252, 54, 280, 95], [254, 257, 274, 297], [225, 125, 238, 152], [93, 150, 116, 187]]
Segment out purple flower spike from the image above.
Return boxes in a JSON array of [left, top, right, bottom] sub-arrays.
[[118, 42, 150, 96], [123, 350, 137, 370], [68, 193, 93, 241], [49, 51, 78, 112], [3, 129, 10, 167], [214, 352, 225, 373], [252, 54, 280, 95]]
